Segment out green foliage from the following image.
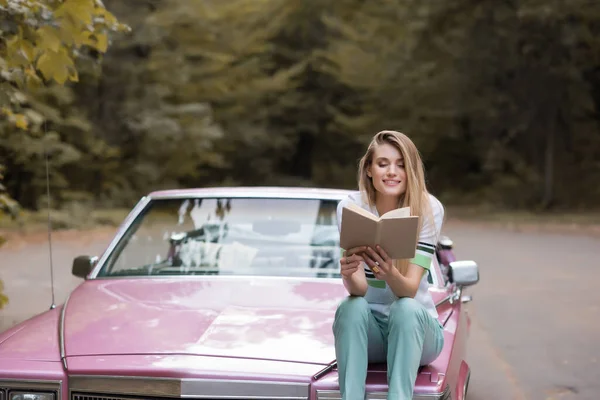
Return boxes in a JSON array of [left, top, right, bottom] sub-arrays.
[[318, 0, 600, 208], [0, 0, 128, 209], [0, 0, 128, 309], [2, 0, 600, 219], [0, 164, 14, 309], [0, 0, 128, 121]]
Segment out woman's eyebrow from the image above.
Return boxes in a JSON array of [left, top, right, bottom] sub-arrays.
[[374, 156, 404, 162]]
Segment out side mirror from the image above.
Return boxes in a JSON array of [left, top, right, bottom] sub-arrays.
[[72, 255, 98, 279], [438, 235, 454, 250], [449, 260, 479, 287]]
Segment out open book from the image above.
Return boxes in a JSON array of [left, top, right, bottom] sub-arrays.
[[339, 202, 419, 259]]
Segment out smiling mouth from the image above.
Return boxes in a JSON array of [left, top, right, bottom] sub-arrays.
[[383, 180, 401, 186]]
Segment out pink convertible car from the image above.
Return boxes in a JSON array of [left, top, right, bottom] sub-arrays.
[[0, 187, 479, 400]]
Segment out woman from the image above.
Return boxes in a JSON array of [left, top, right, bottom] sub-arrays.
[[334, 130, 445, 400]]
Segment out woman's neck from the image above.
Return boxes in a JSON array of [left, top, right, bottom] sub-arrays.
[[374, 194, 400, 216]]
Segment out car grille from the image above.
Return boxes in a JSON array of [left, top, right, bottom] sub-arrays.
[[73, 395, 163, 400], [72, 395, 240, 400]]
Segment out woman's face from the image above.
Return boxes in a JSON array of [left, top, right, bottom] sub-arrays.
[[367, 143, 407, 199]]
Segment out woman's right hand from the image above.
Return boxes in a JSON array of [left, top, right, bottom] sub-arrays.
[[340, 246, 367, 278]]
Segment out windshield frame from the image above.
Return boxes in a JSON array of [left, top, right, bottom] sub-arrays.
[[87, 188, 443, 287], [89, 190, 350, 280]]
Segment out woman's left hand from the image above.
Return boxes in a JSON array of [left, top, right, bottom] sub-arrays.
[[362, 245, 396, 281]]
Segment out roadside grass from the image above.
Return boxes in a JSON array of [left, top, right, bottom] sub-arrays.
[[2, 204, 600, 236], [0, 206, 131, 234]]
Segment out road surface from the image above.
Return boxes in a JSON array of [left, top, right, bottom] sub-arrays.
[[0, 221, 598, 400]]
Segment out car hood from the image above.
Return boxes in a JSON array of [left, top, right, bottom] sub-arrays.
[[63, 277, 348, 366]]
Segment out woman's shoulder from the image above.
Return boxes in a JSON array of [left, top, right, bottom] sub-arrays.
[[339, 190, 367, 208], [336, 191, 372, 231], [425, 192, 445, 228], [336, 191, 373, 216], [427, 192, 444, 213]]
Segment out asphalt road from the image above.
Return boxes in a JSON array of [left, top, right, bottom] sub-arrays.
[[1, 222, 598, 400]]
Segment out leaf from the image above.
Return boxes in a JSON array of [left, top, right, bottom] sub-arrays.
[[94, 32, 108, 52], [14, 114, 28, 130], [24, 67, 43, 89], [36, 26, 62, 53], [5, 36, 31, 68], [36, 49, 76, 84], [20, 40, 36, 63], [56, 0, 94, 26], [73, 30, 95, 48], [36, 51, 57, 81]]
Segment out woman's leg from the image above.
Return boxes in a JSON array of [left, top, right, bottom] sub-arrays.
[[333, 296, 386, 400], [385, 298, 444, 400]]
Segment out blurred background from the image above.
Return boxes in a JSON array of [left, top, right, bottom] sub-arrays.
[[1, 1, 599, 399], [2, 0, 600, 219]]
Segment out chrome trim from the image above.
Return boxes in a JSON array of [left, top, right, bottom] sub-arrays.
[[0, 380, 61, 400], [461, 295, 472, 303], [88, 189, 352, 279], [435, 287, 462, 308], [462, 369, 471, 398], [314, 391, 342, 400], [438, 236, 453, 250], [69, 376, 178, 397], [312, 361, 337, 380], [88, 195, 152, 279], [148, 187, 351, 201], [181, 379, 308, 399], [150, 192, 348, 201], [316, 384, 450, 400], [68, 376, 309, 399], [59, 291, 72, 370], [435, 294, 452, 307]]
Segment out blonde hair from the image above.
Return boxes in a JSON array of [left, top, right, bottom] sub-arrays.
[[357, 130, 434, 275]]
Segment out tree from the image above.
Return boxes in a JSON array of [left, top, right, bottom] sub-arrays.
[[320, 0, 600, 208], [0, 0, 127, 309]]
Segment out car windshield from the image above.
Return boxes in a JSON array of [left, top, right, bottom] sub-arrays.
[[97, 197, 342, 278]]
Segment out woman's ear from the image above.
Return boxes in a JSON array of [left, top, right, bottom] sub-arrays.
[[366, 165, 372, 178]]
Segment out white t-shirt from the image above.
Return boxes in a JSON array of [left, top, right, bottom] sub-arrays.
[[336, 191, 444, 319]]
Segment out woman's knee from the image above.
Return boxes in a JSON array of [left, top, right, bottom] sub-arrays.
[[389, 297, 426, 325], [333, 296, 370, 330]]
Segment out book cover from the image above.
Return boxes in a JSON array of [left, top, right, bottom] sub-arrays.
[[339, 202, 420, 259]]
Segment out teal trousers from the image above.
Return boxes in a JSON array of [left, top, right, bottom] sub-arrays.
[[332, 296, 444, 400]]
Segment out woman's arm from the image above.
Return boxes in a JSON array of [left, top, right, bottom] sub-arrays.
[[384, 263, 423, 298], [362, 246, 422, 298], [340, 247, 369, 296]]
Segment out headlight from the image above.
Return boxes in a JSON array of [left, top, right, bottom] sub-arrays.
[[10, 392, 55, 400]]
